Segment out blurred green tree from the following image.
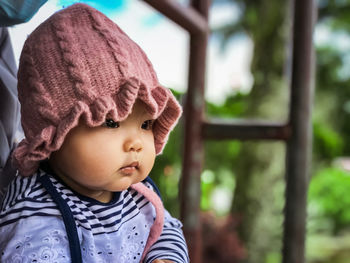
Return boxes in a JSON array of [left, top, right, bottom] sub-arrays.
[[309, 167, 350, 234]]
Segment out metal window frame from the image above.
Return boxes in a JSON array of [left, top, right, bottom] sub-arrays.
[[142, 0, 315, 262]]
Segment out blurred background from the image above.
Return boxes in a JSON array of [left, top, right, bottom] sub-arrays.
[[8, 0, 350, 262]]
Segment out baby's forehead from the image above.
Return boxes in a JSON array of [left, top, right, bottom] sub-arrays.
[[129, 100, 155, 119]]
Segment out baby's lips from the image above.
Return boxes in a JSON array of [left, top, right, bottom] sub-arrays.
[[120, 161, 139, 170], [119, 161, 139, 174]]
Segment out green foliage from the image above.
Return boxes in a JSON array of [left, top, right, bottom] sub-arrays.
[[200, 168, 236, 215], [316, 46, 343, 87], [204, 92, 245, 215], [154, 1, 350, 261], [151, 90, 184, 217], [308, 167, 350, 234], [206, 92, 248, 118], [306, 233, 350, 263], [319, 0, 350, 31], [152, 89, 246, 217], [200, 170, 216, 211], [265, 252, 281, 263], [313, 120, 344, 159]]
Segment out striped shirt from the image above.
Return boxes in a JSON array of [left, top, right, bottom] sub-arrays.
[[0, 169, 189, 263]]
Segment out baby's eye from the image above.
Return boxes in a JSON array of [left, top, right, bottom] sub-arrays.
[[141, 120, 154, 130], [104, 119, 120, 128]]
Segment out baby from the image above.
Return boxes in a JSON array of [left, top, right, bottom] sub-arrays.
[[0, 3, 188, 263]]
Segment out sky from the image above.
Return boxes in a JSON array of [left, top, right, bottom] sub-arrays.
[[8, 0, 253, 105]]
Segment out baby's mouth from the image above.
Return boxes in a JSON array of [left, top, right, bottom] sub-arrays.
[[119, 161, 139, 174]]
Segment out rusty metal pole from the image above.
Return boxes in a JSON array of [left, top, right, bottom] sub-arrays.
[[180, 0, 209, 262], [283, 0, 315, 262], [202, 120, 291, 141], [142, 0, 207, 35]]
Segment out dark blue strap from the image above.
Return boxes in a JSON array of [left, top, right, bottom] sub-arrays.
[[143, 176, 162, 200], [39, 174, 83, 263]]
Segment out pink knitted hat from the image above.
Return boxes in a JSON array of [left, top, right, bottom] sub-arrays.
[[12, 3, 182, 176]]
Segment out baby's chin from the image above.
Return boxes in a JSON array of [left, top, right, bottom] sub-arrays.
[[109, 175, 146, 191]]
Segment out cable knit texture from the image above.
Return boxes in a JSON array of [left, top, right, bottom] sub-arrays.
[[12, 3, 182, 176]]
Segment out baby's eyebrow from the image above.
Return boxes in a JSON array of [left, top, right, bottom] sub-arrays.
[[141, 111, 154, 119]]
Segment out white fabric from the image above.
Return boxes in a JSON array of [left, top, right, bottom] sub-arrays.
[[0, 27, 23, 200]]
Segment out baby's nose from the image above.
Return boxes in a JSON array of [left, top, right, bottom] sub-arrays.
[[124, 138, 142, 152]]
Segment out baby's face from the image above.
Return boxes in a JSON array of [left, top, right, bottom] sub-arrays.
[[49, 100, 156, 203]]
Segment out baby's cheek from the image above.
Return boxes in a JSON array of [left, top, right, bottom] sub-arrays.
[[143, 154, 155, 176]]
